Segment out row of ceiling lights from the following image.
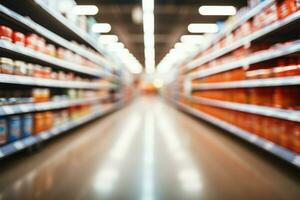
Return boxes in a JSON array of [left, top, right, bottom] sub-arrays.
[[70, 4, 237, 75], [156, 5, 237, 75], [70, 4, 142, 74]]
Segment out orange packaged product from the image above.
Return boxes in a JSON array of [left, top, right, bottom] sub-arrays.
[[34, 112, 44, 135], [44, 111, 53, 130], [292, 123, 300, 153], [260, 116, 270, 139], [276, 0, 291, 19], [274, 86, 300, 109], [268, 118, 281, 144], [286, 0, 300, 13], [279, 120, 293, 149]]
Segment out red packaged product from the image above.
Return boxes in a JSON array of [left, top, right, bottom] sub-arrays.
[[292, 123, 300, 153], [277, 0, 291, 19], [25, 35, 37, 50], [12, 32, 25, 46], [279, 120, 293, 149], [0, 25, 13, 41], [286, 0, 300, 13]]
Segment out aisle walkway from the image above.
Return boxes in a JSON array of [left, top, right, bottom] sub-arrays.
[[0, 96, 299, 200]]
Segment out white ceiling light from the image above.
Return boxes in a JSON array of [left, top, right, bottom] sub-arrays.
[[132, 6, 143, 24], [92, 23, 111, 33], [143, 13, 154, 33], [142, 0, 154, 12], [180, 35, 204, 43], [99, 35, 118, 44], [199, 6, 236, 16], [72, 5, 99, 15], [187, 23, 219, 33], [142, 0, 155, 74]]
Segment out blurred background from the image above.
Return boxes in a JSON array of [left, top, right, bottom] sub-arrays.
[[0, 0, 300, 199]]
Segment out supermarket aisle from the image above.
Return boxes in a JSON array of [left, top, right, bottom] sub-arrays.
[[0, 96, 300, 200]]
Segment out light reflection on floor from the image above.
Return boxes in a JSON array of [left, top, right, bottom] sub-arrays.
[[155, 104, 202, 196], [0, 97, 300, 200]]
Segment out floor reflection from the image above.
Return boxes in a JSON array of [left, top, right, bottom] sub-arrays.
[[155, 103, 202, 199], [1, 97, 300, 200]]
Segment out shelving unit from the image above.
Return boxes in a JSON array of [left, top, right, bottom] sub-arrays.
[[0, 40, 106, 78], [185, 10, 300, 72], [0, 74, 113, 89], [188, 41, 300, 80], [192, 75, 300, 90], [174, 100, 300, 168], [188, 96, 300, 123], [0, 4, 113, 73], [0, 1, 132, 160], [163, 1, 300, 168], [0, 101, 122, 160], [0, 96, 109, 117]]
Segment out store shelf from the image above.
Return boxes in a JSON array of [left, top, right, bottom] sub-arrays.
[[192, 75, 300, 90], [188, 41, 300, 80], [189, 96, 300, 123], [185, 11, 300, 72], [0, 101, 122, 160], [214, 0, 274, 43], [0, 97, 108, 117], [0, 74, 114, 90], [173, 100, 300, 168], [0, 5, 113, 73], [0, 40, 108, 78]]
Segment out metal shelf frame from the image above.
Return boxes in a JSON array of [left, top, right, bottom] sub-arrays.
[[0, 101, 123, 160], [0, 4, 113, 73], [0, 74, 115, 90], [189, 96, 300, 123], [0, 40, 107, 78], [185, 11, 300, 72], [188, 41, 300, 80], [173, 100, 300, 168], [0, 96, 109, 117], [192, 75, 300, 90]]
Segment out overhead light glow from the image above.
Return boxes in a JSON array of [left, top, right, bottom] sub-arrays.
[[92, 23, 111, 33], [99, 35, 118, 44], [72, 5, 99, 15], [180, 35, 204, 43], [199, 6, 236, 16], [187, 23, 219, 33], [143, 13, 155, 33], [142, 0, 154, 12], [142, 0, 155, 73]]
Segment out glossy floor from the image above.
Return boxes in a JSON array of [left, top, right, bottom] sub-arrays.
[[0, 96, 300, 200]]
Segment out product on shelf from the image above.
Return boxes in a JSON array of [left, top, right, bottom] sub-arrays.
[[0, 57, 14, 74], [191, 101, 300, 153], [0, 25, 12, 41], [12, 32, 25, 46], [7, 115, 21, 142], [0, 117, 8, 145], [0, 23, 103, 69]]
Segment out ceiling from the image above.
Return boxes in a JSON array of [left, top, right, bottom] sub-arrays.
[[76, 0, 247, 66]]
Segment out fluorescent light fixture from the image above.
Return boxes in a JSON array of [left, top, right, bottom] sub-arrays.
[[92, 23, 111, 33], [72, 5, 99, 15], [142, 0, 154, 12], [199, 6, 236, 16], [142, 0, 155, 73], [143, 13, 154, 33], [132, 6, 143, 24], [180, 35, 204, 43], [99, 35, 118, 44], [144, 33, 155, 48], [188, 23, 219, 33]]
